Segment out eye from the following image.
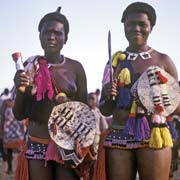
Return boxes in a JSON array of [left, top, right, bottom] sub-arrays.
[[55, 31, 64, 36], [139, 22, 148, 28]]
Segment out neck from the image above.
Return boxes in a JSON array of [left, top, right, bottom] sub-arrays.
[[45, 53, 62, 64], [127, 44, 149, 53]]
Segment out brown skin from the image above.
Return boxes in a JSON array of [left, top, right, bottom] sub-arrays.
[[100, 13, 179, 180], [13, 21, 87, 180]]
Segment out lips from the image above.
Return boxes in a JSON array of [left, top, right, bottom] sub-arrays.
[[47, 42, 56, 47]]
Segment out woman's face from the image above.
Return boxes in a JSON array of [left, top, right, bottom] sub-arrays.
[[39, 20, 65, 55], [124, 12, 152, 49]]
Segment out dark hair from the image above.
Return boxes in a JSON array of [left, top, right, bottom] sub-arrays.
[[38, 7, 69, 43], [121, 2, 156, 27]]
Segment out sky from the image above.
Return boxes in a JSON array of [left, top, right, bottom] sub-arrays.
[[0, 0, 180, 94]]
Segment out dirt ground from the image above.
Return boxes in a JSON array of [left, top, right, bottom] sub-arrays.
[[0, 153, 17, 180]]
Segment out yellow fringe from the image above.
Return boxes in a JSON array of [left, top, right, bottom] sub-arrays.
[[118, 68, 131, 85], [149, 127, 173, 149], [160, 127, 173, 147], [149, 127, 163, 148]]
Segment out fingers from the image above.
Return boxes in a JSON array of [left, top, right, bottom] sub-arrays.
[[14, 71, 30, 88], [103, 79, 118, 98]]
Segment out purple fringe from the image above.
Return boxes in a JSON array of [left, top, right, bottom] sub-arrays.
[[123, 117, 136, 136], [135, 117, 150, 141], [123, 116, 150, 141]]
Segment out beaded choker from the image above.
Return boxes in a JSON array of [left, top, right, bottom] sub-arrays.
[[126, 48, 154, 61]]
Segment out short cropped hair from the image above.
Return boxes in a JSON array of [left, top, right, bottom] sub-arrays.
[[121, 2, 156, 27], [38, 7, 69, 43]]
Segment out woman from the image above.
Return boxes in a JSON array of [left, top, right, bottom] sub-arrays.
[[13, 7, 93, 180], [3, 98, 24, 174], [94, 2, 180, 180]]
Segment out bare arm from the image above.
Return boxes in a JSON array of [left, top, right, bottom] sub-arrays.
[[13, 71, 32, 120], [75, 62, 88, 104], [162, 54, 180, 114]]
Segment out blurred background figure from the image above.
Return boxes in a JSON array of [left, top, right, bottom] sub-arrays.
[[88, 91, 109, 179], [170, 114, 180, 178], [2, 98, 25, 174], [88, 92, 108, 152], [0, 88, 11, 160]]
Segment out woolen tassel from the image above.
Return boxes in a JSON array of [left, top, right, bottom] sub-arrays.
[[118, 68, 131, 85], [149, 127, 163, 148], [160, 127, 173, 147], [151, 114, 166, 124], [155, 104, 164, 113], [167, 121, 178, 141], [112, 51, 120, 67], [157, 71, 168, 83], [123, 117, 136, 136], [116, 87, 132, 108], [35, 58, 54, 101], [135, 116, 150, 141], [123, 101, 137, 136]]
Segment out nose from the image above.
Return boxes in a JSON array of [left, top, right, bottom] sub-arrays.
[[133, 24, 141, 31], [48, 32, 55, 40]]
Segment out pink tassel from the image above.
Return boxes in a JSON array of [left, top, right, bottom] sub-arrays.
[[35, 57, 54, 101]]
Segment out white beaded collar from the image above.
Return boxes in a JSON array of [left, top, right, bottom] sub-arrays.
[[126, 48, 154, 61]]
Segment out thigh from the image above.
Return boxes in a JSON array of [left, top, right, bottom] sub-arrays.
[[136, 147, 172, 180], [105, 148, 137, 180], [28, 159, 53, 180], [55, 163, 79, 180]]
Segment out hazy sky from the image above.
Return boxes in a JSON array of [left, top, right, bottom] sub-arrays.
[[1, 0, 180, 93]]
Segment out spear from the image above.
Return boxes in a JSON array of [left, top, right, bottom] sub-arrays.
[[108, 30, 115, 100], [108, 30, 113, 83]]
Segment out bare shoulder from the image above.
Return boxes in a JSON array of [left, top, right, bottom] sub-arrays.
[[66, 57, 84, 73], [153, 49, 178, 80]]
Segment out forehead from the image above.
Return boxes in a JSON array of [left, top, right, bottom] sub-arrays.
[[41, 20, 64, 31], [125, 12, 150, 23]]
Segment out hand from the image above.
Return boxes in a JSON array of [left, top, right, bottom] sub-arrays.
[[102, 79, 118, 100], [13, 70, 30, 89]]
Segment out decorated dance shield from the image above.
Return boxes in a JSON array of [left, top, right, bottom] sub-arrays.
[[48, 101, 96, 150], [136, 66, 180, 116]]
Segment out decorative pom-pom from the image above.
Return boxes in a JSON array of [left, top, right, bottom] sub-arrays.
[[119, 53, 126, 61]]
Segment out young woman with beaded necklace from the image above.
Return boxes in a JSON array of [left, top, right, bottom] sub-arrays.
[[13, 7, 95, 180], [94, 2, 180, 180]]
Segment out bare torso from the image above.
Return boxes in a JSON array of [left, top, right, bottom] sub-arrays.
[[27, 57, 87, 138], [111, 49, 178, 127]]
